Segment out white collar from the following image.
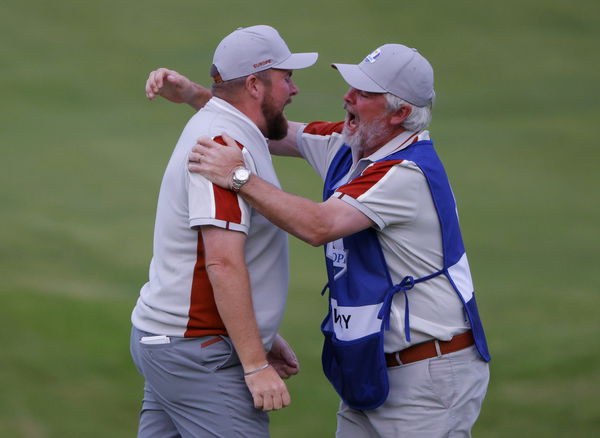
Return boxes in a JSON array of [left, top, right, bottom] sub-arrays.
[[206, 97, 268, 143], [347, 130, 430, 180]]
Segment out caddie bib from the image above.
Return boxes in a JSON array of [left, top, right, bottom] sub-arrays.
[[320, 140, 490, 411]]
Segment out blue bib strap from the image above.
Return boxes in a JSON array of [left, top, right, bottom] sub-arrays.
[[378, 276, 414, 332], [377, 269, 445, 342]]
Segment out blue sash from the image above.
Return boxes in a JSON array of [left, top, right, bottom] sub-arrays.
[[320, 140, 490, 411]]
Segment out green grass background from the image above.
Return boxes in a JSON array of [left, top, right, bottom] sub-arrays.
[[2, 0, 599, 436]]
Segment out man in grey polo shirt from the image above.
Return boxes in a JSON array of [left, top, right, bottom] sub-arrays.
[[132, 25, 317, 437], [147, 44, 490, 437]]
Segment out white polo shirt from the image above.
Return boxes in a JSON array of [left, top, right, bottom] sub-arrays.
[[132, 97, 289, 350], [298, 122, 470, 352]]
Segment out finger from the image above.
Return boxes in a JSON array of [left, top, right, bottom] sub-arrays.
[[148, 69, 169, 95], [145, 71, 157, 98], [188, 163, 202, 173], [189, 152, 202, 163], [221, 133, 238, 147], [282, 348, 298, 366], [283, 364, 299, 376], [282, 389, 291, 408], [160, 68, 178, 77], [262, 394, 274, 412], [148, 70, 160, 91], [272, 393, 283, 411], [282, 365, 299, 378], [153, 71, 164, 93], [196, 136, 218, 149], [253, 393, 264, 411]]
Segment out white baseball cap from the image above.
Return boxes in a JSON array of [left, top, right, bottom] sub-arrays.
[[332, 44, 435, 107], [212, 25, 318, 82]]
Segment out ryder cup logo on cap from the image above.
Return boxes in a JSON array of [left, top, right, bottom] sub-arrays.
[[212, 25, 318, 82], [332, 44, 435, 107], [364, 48, 382, 64]]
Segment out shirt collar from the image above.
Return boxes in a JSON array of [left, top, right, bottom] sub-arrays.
[[206, 97, 268, 143], [347, 130, 430, 180]]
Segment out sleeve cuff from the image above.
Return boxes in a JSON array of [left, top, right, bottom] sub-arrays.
[[295, 123, 309, 158], [189, 218, 249, 234], [333, 192, 386, 230]]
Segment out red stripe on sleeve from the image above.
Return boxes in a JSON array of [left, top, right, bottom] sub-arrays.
[[185, 231, 227, 337], [304, 121, 345, 136], [212, 136, 244, 223], [337, 160, 404, 199]]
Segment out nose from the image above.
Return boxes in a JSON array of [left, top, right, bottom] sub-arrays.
[[289, 80, 299, 96], [343, 87, 356, 104]]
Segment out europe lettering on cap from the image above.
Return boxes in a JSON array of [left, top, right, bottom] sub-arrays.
[[212, 25, 318, 81], [253, 59, 273, 69]]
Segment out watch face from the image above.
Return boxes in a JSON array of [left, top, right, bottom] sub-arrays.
[[235, 168, 251, 181]]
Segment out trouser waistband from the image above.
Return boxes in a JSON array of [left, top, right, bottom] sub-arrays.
[[385, 330, 474, 367]]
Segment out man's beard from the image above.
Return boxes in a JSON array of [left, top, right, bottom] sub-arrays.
[[261, 94, 288, 140], [342, 113, 393, 156]]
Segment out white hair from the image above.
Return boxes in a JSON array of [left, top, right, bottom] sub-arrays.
[[384, 93, 433, 132]]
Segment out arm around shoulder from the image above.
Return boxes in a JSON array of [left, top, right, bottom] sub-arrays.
[[267, 121, 305, 157], [239, 177, 374, 246]]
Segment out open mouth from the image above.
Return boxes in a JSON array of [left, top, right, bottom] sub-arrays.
[[345, 110, 358, 130]]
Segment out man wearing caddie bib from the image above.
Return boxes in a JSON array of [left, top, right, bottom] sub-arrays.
[[149, 43, 491, 437]]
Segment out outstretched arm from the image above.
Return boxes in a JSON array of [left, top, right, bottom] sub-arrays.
[[268, 121, 304, 157], [145, 67, 304, 156], [190, 135, 374, 246], [145, 68, 212, 110]]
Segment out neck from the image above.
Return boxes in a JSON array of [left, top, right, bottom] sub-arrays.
[[220, 96, 267, 134], [358, 126, 406, 159]]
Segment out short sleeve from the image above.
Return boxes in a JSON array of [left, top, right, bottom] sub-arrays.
[[188, 136, 251, 233], [297, 121, 345, 180], [333, 160, 424, 230]]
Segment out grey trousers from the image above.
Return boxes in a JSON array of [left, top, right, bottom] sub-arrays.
[[130, 326, 269, 438], [336, 345, 490, 438]]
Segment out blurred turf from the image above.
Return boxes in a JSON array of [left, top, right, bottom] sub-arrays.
[[1, 0, 599, 436]]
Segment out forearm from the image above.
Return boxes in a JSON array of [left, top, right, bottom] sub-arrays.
[[239, 176, 332, 246], [268, 121, 304, 157], [207, 260, 267, 371], [187, 82, 213, 111], [188, 135, 374, 244]]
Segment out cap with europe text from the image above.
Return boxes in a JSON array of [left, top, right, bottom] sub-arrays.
[[213, 25, 318, 82]]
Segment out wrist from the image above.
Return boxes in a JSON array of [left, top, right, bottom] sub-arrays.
[[231, 166, 251, 192], [244, 362, 271, 377], [189, 83, 212, 110]]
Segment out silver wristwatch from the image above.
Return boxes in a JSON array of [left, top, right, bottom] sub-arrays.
[[231, 166, 251, 192]]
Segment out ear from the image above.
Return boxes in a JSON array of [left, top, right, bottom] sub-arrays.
[[245, 74, 265, 100], [389, 104, 412, 126]]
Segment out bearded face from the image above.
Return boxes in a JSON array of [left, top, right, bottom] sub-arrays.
[[342, 110, 394, 156], [261, 90, 289, 141]]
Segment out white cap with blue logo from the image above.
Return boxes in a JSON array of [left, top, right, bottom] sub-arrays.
[[332, 44, 435, 107]]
